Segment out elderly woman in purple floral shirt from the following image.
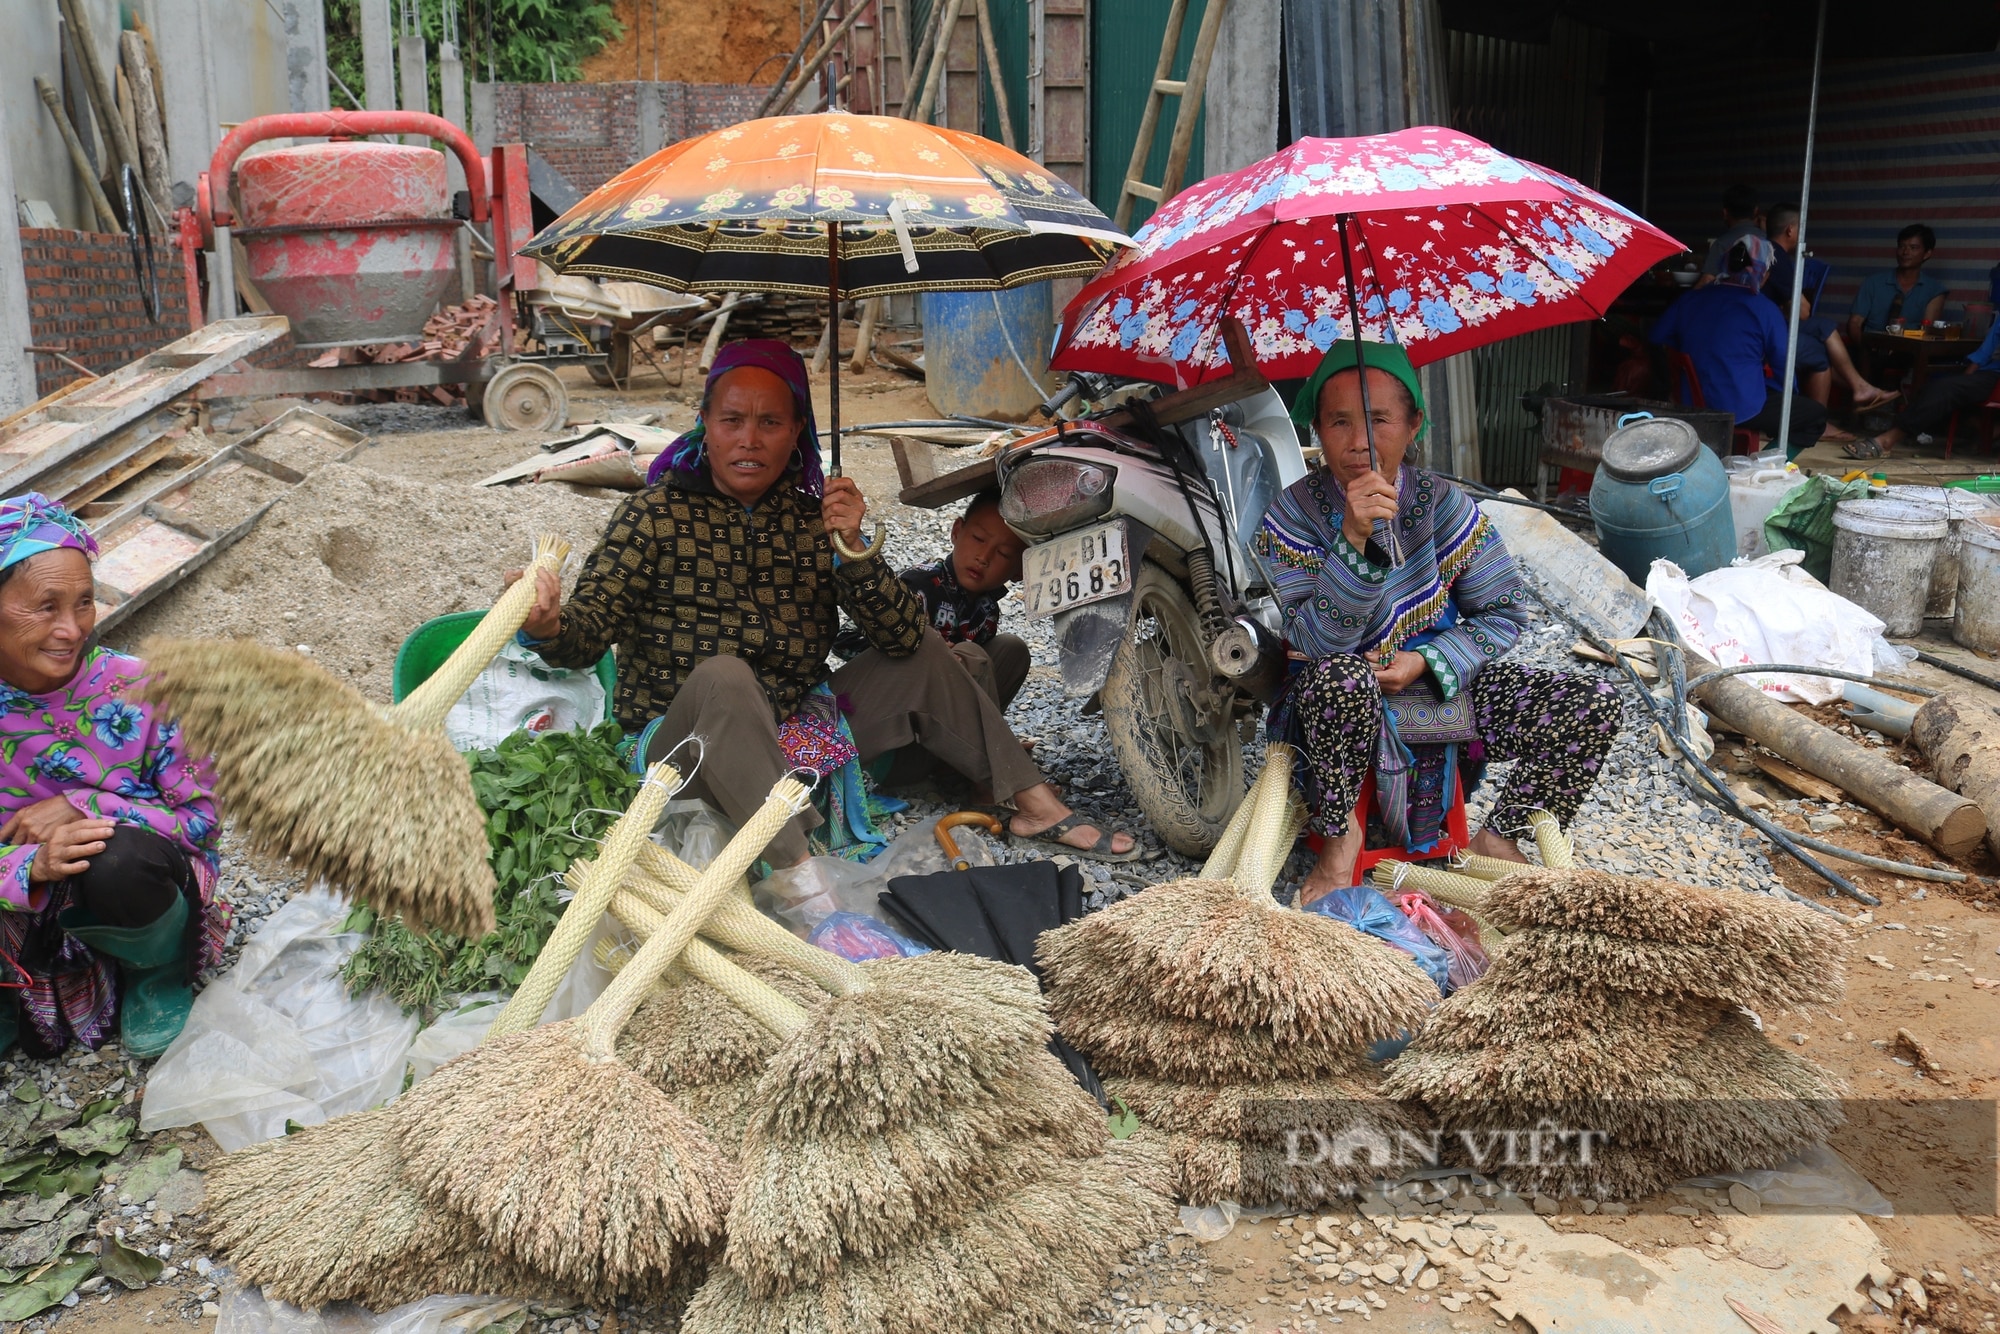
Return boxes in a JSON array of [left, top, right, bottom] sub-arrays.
[[0, 494, 222, 1058]]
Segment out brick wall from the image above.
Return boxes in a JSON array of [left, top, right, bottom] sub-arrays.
[[19, 229, 193, 398], [487, 80, 772, 192]]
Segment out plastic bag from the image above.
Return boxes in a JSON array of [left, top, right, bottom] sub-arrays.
[[808, 911, 931, 960], [443, 640, 605, 752], [1301, 886, 1451, 995], [1682, 1142, 1893, 1216], [1647, 549, 1885, 705], [753, 856, 883, 932], [217, 1275, 532, 1334], [140, 891, 419, 1152], [405, 994, 507, 1086], [1762, 474, 1871, 583], [1393, 892, 1489, 991]]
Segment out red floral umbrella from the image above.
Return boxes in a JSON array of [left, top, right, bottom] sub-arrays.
[[1050, 126, 1684, 390]]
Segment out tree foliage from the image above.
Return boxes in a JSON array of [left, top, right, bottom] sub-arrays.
[[323, 0, 620, 111]]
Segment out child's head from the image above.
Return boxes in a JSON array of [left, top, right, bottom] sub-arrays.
[[949, 490, 1025, 594]]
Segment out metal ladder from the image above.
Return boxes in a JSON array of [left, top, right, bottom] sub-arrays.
[[1112, 0, 1231, 232]]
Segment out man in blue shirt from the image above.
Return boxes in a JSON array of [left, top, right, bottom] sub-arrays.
[[1847, 322, 2000, 458], [1846, 224, 1948, 337], [1653, 234, 1827, 458]]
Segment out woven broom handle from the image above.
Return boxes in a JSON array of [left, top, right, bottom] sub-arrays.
[[391, 533, 572, 732], [1367, 860, 1505, 954], [1528, 810, 1573, 869], [631, 841, 869, 996], [1234, 744, 1300, 901], [1200, 773, 1261, 883], [1446, 852, 1525, 883], [486, 762, 682, 1038], [603, 888, 809, 1038], [578, 778, 809, 1058]]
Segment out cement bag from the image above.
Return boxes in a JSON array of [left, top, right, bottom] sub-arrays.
[[1646, 549, 1884, 705], [140, 892, 418, 1151], [405, 993, 508, 1085], [443, 640, 605, 752]]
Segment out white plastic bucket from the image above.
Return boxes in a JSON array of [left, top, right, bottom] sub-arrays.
[[1728, 466, 1809, 560], [1955, 514, 2000, 652], [1879, 486, 2000, 618], [1830, 498, 1948, 637]]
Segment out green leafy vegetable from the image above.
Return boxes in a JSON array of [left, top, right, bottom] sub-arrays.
[[99, 1237, 163, 1290], [53, 1115, 132, 1158], [0, 1255, 96, 1320], [342, 723, 640, 1009], [111, 1149, 182, 1207], [0, 1207, 90, 1268]]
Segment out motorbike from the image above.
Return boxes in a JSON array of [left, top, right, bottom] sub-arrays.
[[993, 321, 1306, 855]]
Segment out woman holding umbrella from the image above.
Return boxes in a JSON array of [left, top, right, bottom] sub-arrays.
[[1256, 343, 1621, 897], [509, 339, 1137, 867]]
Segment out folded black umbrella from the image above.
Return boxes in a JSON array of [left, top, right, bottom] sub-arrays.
[[878, 869, 1000, 958]]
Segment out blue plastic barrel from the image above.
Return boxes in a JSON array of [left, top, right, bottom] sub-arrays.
[[1589, 413, 1736, 583], [920, 284, 1056, 421]]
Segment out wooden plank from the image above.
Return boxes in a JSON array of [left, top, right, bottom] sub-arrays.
[[61, 434, 177, 509], [891, 435, 939, 490], [93, 503, 272, 636], [36, 405, 184, 507], [900, 455, 997, 509], [0, 316, 287, 497], [1750, 751, 1848, 804]]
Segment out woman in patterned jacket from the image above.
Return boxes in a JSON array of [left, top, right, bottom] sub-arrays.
[[1254, 342, 1619, 901], [0, 494, 222, 1058]]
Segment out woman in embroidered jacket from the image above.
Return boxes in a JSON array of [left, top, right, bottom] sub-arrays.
[[0, 494, 222, 1059], [1255, 343, 1620, 901]]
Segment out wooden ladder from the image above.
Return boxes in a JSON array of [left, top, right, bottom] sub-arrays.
[[1112, 0, 1230, 233]]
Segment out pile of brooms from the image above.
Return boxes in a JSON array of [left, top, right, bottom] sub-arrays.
[[1037, 746, 1443, 1207], [206, 770, 1174, 1329], [1380, 859, 1849, 1199]]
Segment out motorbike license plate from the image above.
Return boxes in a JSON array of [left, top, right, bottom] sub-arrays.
[[1022, 523, 1131, 618]]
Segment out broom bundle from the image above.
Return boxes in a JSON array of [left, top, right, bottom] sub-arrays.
[[1039, 747, 1442, 1207], [1383, 859, 1848, 1200], [391, 775, 812, 1298], [138, 533, 572, 937]]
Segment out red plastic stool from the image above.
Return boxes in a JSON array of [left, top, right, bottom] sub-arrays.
[[1302, 769, 1471, 878]]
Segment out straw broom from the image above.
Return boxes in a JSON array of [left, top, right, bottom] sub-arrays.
[[200, 766, 688, 1309], [137, 533, 571, 937], [392, 776, 813, 1298]]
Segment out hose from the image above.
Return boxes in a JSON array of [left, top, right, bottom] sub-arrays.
[[1683, 663, 1937, 698], [1914, 650, 2000, 695]]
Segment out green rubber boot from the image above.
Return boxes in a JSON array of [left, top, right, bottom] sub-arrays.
[[59, 895, 192, 1058]]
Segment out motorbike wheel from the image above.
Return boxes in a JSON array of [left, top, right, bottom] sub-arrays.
[[1101, 561, 1245, 857]]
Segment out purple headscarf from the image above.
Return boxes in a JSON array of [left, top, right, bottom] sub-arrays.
[[646, 339, 825, 496], [0, 493, 98, 573]]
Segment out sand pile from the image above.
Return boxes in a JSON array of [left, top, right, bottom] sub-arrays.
[[111, 462, 616, 703]]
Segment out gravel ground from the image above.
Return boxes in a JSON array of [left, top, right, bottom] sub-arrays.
[[0, 425, 1804, 1333]]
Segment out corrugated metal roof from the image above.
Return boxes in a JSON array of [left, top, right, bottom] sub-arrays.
[[1648, 52, 2000, 318]]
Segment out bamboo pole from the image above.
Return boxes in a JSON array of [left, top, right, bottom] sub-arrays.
[[912, 0, 966, 126], [973, 0, 1016, 150], [36, 78, 119, 231], [121, 33, 172, 227], [56, 0, 140, 183], [768, 0, 877, 117]]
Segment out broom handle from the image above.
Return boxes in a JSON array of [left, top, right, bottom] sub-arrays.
[[1200, 773, 1261, 882], [602, 886, 810, 1038], [1528, 810, 1573, 869], [1366, 860, 1505, 953], [1445, 851, 1526, 882], [486, 761, 684, 1038], [390, 532, 572, 732], [630, 841, 869, 995], [1235, 743, 1301, 901], [578, 778, 811, 1059]]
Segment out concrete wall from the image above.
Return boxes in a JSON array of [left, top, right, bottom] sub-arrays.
[[2, 0, 324, 232]]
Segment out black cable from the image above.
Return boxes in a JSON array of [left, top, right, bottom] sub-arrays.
[[1433, 471, 1593, 524], [1914, 650, 2000, 695]]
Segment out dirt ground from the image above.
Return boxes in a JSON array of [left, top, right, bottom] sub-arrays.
[[578, 0, 801, 88]]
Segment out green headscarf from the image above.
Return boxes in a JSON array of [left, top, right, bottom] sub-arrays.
[[1290, 340, 1428, 442]]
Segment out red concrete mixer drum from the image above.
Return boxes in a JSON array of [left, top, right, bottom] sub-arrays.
[[234, 140, 460, 348]]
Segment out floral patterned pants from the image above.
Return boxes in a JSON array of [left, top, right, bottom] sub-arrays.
[[1288, 655, 1622, 839]]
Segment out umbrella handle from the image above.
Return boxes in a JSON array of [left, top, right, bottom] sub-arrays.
[[831, 519, 887, 560]]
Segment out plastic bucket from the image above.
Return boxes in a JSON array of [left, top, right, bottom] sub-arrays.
[[921, 284, 1057, 421], [1830, 499, 1949, 636], [1875, 486, 1998, 618], [1954, 514, 2000, 652], [1728, 466, 1808, 560]]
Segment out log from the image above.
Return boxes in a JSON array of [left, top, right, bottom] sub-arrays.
[[1691, 670, 1986, 860], [1910, 691, 2000, 861], [121, 32, 172, 224]]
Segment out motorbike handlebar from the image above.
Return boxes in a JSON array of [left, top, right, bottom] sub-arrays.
[[1038, 376, 1086, 419]]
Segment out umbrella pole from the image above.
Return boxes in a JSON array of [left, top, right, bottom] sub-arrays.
[[1334, 213, 1401, 569], [1777, 0, 1828, 459], [826, 219, 884, 560]]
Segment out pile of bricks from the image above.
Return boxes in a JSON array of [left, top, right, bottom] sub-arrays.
[[308, 296, 502, 403]]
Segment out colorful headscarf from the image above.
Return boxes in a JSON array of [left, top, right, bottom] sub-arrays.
[[1717, 232, 1775, 292], [646, 339, 825, 496], [0, 493, 98, 573], [1290, 340, 1429, 442]]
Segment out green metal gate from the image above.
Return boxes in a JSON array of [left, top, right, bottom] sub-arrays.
[[1089, 0, 1208, 228]]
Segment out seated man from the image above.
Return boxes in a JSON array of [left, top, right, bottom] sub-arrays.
[[512, 340, 1136, 864], [1847, 317, 2000, 459], [1762, 202, 1897, 424], [834, 488, 1030, 710], [1694, 182, 1765, 287], [1846, 223, 1947, 339], [1651, 234, 1827, 459]]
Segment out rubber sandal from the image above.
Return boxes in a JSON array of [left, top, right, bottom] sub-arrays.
[[1013, 812, 1144, 863], [1841, 437, 1889, 459]]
